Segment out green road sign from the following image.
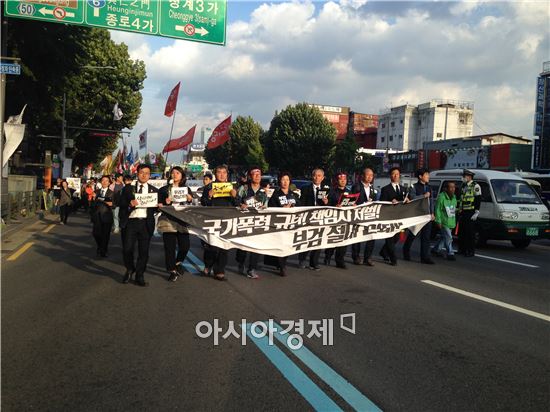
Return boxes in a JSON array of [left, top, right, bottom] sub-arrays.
[[5, 0, 226, 46], [5, 1, 84, 24]]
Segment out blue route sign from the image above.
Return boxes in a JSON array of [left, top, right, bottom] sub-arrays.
[[0, 63, 21, 75]]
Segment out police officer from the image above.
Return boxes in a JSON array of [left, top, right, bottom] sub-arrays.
[[402, 168, 435, 264], [458, 169, 482, 257], [324, 172, 350, 269], [236, 166, 269, 279]]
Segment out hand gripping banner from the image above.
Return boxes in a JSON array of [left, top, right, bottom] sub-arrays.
[[160, 198, 431, 257]]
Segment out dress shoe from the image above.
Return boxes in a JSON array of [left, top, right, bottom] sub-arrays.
[[364, 259, 375, 266], [421, 258, 435, 264], [353, 258, 362, 265], [168, 271, 179, 282], [122, 270, 135, 284], [135, 277, 149, 287]]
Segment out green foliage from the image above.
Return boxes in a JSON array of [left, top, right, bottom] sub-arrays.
[[264, 103, 336, 177], [5, 20, 145, 170], [331, 128, 359, 176], [204, 115, 267, 172]]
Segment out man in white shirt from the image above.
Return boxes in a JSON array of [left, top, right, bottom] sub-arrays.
[[119, 164, 158, 286]]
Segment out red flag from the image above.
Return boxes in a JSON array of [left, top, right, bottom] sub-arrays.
[[207, 116, 232, 149], [163, 125, 196, 153], [164, 82, 181, 117]]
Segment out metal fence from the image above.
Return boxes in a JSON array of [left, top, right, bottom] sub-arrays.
[[1, 190, 45, 224]]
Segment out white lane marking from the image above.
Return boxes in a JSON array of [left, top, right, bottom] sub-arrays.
[[421, 280, 550, 323], [475, 254, 539, 268]]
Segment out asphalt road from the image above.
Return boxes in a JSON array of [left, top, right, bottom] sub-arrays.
[[2, 211, 549, 411]]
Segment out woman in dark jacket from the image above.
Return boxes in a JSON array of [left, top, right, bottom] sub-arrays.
[[157, 166, 193, 282], [267, 171, 300, 277], [58, 180, 74, 225]]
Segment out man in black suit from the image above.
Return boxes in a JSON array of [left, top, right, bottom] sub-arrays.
[[379, 167, 409, 266], [351, 167, 379, 266], [118, 164, 158, 287], [298, 168, 330, 271], [91, 175, 114, 258]]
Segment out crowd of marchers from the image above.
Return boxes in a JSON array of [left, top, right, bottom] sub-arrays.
[[48, 164, 482, 287]]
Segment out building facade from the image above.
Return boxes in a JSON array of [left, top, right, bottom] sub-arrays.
[[308, 104, 350, 141], [376, 100, 474, 151], [349, 112, 378, 148], [533, 61, 550, 169]]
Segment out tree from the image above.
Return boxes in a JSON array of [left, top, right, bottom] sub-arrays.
[[264, 103, 336, 177], [5, 20, 146, 170], [331, 128, 359, 176], [229, 116, 267, 172], [204, 115, 268, 172]]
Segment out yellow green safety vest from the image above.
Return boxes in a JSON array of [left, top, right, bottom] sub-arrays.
[[460, 182, 478, 211]]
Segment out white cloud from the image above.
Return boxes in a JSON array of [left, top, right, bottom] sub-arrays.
[[110, 1, 548, 153]]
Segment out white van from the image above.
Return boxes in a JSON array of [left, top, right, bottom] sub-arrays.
[[429, 169, 550, 249]]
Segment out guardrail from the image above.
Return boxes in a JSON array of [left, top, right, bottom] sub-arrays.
[[1, 190, 45, 224]]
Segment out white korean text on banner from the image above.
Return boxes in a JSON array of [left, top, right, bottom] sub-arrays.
[[160, 198, 431, 257]]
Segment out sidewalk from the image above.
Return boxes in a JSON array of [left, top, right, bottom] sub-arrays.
[[1, 211, 58, 257]]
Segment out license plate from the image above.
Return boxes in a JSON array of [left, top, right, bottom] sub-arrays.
[[526, 228, 539, 236]]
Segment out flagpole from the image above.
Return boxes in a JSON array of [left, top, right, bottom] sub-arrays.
[[165, 107, 177, 165]]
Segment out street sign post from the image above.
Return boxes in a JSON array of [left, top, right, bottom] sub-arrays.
[[5, 0, 226, 46]]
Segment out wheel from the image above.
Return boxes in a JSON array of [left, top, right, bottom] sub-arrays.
[[511, 239, 531, 249]]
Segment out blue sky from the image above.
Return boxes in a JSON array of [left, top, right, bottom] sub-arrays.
[[109, 1, 549, 156]]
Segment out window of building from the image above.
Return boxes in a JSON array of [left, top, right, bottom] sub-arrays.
[[381, 136, 385, 142], [399, 134, 403, 139], [390, 121, 395, 127], [381, 123, 385, 129], [436, 132, 442, 138], [389, 135, 393, 141], [400, 119, 403, 124], [418, 120, 421, 126]]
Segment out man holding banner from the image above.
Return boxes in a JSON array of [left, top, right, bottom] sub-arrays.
[[118, 164, 158, 287], [324, 172, 355, 269], [351, 167, 379, 266], [200, 164, 238, 281]]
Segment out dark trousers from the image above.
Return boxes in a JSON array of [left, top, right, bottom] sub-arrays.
[[59, 205, 70, 223], [380, 233, 400, 263], [278, 256, 288, 269], [236, 249, 260, 270], [458, 212, 475, 255], [204, 245, 228, 275], [123, 219, 152, 279], [162, 232, 190, 272], [93, 219, 113, 254], [324, 246, 346, 265], [352, 240, 374, 261], [403, 222, 432, 260], [299, 250, 321, 267]]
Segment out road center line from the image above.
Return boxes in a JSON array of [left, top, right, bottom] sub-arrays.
[[272, 322, 382, 412], [7, 242, 34, 261], [245, 324, 342, 411], [421, 280, 550, 322], [474, 254, 538, 268], [42, 224, 56, 233]]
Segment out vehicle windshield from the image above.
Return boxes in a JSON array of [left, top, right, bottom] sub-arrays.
[[491, 179, 542, 204]]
